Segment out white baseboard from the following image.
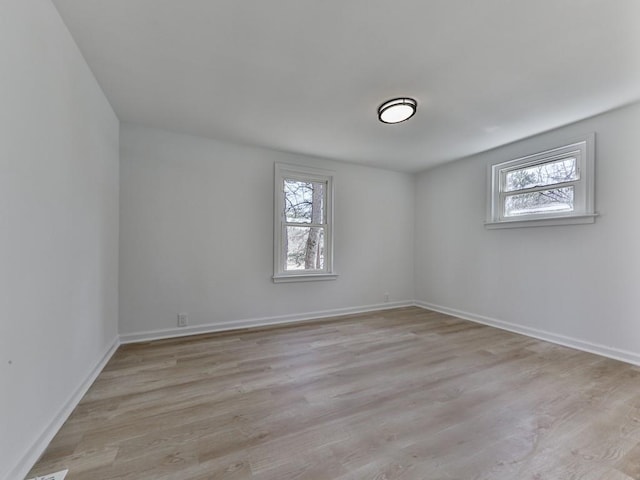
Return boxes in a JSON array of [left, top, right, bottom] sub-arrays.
[[415, 301, 640, 367], [119, 300, 414, 344], [7, 337, 120, 480]]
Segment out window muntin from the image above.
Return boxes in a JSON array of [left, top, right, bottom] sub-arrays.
[[274, 164, 336, 282], [487, 134, 595, 228]]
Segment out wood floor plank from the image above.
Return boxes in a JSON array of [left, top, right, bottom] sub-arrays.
[[26, 307, 640, 479]]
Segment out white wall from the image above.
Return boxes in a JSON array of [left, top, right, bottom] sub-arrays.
[[0, 2, 120, 479], [119, 124, 415, 338], [415, 102, 640, 362]]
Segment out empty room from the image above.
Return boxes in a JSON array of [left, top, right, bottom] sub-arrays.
[[2, 1, 640, 479]]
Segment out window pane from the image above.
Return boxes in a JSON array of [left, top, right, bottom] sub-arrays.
[[504, 157, 578, 192], [285, 226, 325, 271], [283, 179, 325, 223], [504, 187, 574, 217]]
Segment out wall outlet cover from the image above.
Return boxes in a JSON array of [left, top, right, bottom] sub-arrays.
[[28, 470, 68, 480]]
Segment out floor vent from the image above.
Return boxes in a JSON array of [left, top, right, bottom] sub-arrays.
[[27, 470, 68, 480]]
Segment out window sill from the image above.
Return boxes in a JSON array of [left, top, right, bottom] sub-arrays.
[[485, 213, 598, 229], [272, 273, 339, 283]]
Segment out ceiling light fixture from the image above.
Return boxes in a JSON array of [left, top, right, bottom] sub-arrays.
[[378, 97, 417, 124]]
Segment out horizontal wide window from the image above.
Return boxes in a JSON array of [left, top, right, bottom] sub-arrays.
[[486, 134, 596, 228]]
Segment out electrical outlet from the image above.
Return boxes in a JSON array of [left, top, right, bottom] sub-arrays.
[[384, 292, 390, 303], [177, 313, 188, 327]]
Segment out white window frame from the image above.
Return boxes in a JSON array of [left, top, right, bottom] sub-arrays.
[[486, 133, 597, 229], [273, 163, 337, 283]]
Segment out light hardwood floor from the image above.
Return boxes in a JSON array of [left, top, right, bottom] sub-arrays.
[[27, 307, 640, 479]]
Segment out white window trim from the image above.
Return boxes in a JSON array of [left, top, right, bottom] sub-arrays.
[[485, 133, 597, 229], [273, 163, 337, 283]]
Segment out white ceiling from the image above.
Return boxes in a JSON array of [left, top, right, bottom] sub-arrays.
[[52, 0, 640, 172]]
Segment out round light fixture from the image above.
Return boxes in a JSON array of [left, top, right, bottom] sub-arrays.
[[378, 97, 417, 124]]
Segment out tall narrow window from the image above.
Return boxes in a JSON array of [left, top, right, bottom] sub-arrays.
[[486, 134, 596, 228], [273, 163, 337, 282]]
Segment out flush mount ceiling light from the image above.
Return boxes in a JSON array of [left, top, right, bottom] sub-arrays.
[[378, 97, 417, 124]]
